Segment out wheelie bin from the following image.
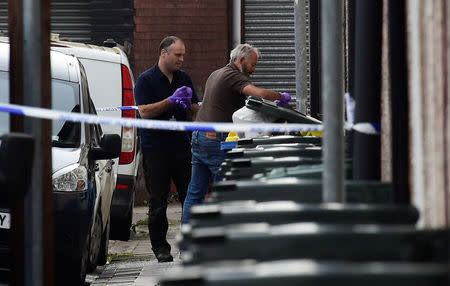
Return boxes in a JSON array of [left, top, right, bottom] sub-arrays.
[[178, 202, 420, 250], [249, 163, 354, 180], [225, 146, 322, 159], [188, 201, 420, 228], [160, 260, 450, 286], [182, 224, 449, 265], [209, 178, 394, 204], [0, 133, 35, 283], [237, 135, 322, 148], [220, 157, 324, 180], [245, 95, 322, 124]]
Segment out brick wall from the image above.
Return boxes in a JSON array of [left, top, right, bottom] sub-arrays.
[[133, 0, 232, 205], [134, 0, 232, 99]]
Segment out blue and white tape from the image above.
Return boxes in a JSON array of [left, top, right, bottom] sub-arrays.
[[345, 93, 355, 125], [96, 106, 138, 112], [0, 103, 379, 135], [349, 122, 380, 135], [0, 103, 323, 133], [344, 93, 380, 135]]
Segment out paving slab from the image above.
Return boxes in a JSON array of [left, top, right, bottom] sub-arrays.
[[88, 202, 183, 286]]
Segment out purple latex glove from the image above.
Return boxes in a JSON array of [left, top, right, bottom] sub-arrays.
[[275, 92, 291, 107], [174, 97, 192, 111], [168, 86, 192, 110]]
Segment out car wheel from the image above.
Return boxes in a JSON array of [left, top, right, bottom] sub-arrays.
[[79, 234, 89, 284], [56, 233, 88, 286], [87, 208, 103, 272], [97, 215, 110, 266]]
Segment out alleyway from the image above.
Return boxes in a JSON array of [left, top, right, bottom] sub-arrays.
[[86, 203, 182, 286]]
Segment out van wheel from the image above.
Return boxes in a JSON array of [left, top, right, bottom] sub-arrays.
[[98, 216, 110, 266], [124, 194, 134, 240], [120, 195, 134, 241], [110, 194, 133, 241]]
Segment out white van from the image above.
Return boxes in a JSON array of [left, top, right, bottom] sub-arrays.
[[51, 34, 139, 240], [0, 38, 121, 284]]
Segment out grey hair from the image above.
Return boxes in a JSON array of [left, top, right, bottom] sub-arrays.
[[229, 43, 261, 63]]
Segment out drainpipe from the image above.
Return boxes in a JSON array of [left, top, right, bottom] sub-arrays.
[[232, 0, 241, 48], [294, 0, 309, 114], [407, 0, 425, 226]]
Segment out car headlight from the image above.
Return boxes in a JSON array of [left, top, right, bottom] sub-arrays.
[[52, 164, 88, 192]]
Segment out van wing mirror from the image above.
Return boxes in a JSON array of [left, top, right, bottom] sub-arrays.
[[90, 134, 121, 160], [0, 133, 35, 202]]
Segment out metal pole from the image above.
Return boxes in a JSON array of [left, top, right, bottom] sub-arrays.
[[23, 0, 43, 284], [8, 0, 25, 285], [388, 0, 409, 204], [22, 0, 52, 285], [294, 0, 309, 114], [321, 0, 345, 202], [352, 0, 382, 180]]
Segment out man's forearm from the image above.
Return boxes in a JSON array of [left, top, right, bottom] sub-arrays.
[[242, 84, 282, 101], [188, 103, 200, 121], [138, 99, 171, 119]]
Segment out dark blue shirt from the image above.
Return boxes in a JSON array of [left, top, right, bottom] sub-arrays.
[[134, 64, 198, 152]]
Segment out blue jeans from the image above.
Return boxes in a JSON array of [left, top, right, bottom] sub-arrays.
[[182, 130, 227, 224]]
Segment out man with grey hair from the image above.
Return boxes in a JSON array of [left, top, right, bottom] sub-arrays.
[[229, 43, 261, 65], [181, 43, 291, 224]]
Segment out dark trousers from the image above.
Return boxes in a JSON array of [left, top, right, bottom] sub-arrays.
[[142, 149, 191, 253]]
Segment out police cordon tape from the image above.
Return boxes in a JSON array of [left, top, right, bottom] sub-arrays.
[[0, 103, 380, 135], [96, 106, 138, 111]]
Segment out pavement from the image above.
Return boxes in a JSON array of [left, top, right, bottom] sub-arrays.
[[86, 203, 183, 286]]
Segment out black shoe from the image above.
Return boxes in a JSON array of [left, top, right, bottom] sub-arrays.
[[156, 250, 173, 262]]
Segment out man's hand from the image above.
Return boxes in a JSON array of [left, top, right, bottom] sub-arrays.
[[168, 86, 192, 110], [174, 97, 192, 111], [275, 92, 291, 107]]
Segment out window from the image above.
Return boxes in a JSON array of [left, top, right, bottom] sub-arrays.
[[0, 71, 9, 136], [51, 79, 81, 148]]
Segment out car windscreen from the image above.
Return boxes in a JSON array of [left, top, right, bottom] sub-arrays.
[[0, 71, 81, 148]]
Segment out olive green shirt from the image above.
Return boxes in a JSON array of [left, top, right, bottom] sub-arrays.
[[196, 63, 251, 123]]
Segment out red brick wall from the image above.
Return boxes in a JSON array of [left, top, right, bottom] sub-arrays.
[[134, 0, 231, 99]]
